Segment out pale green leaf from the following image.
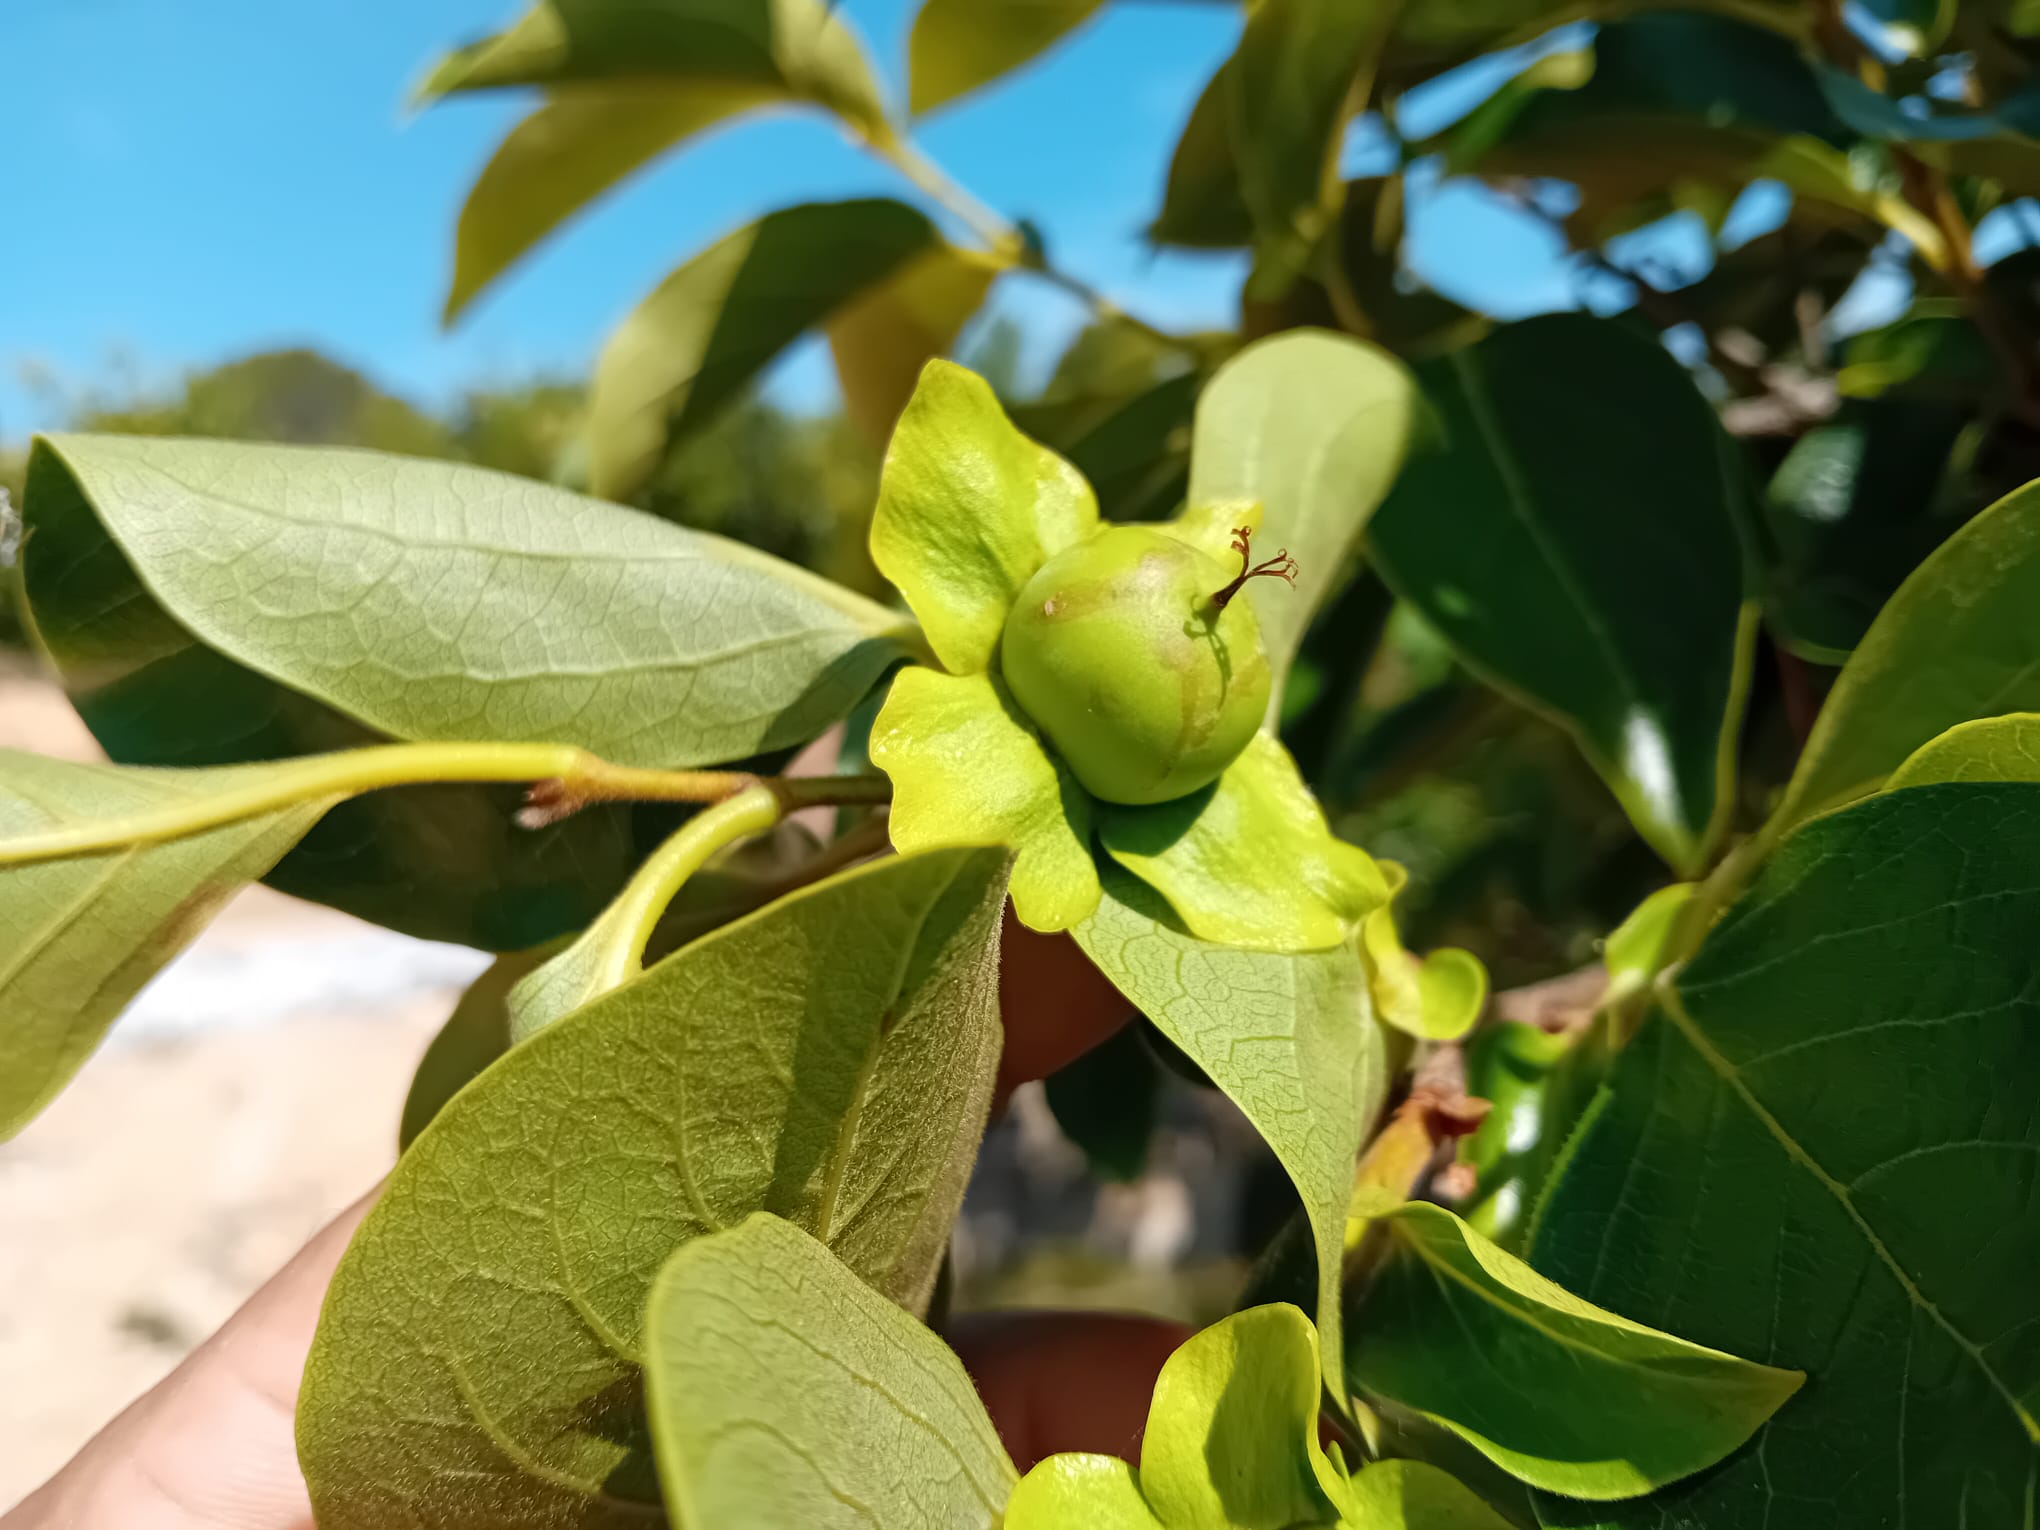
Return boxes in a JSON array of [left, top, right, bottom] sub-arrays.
[[0, 751, 331, 1140], [869, 360, 1099, 675], [1139, 1305, 1340, 1529], [1348, 1201, 1802, 1499], [298, 847, 1010, 1528], [1099, 732, 1385, 952], [446, 86, 770, 323], [29, 435, 912, 773], [908, 0, 1107, 115], [1534, 784, 2040, 1527], [645, 1214, 1015, 1529], [828, 245, 999, 443], [1600, 881, 1695, 1004], [1777, 478, 2040, 826], [1074, 868, 1384, 1390], [1362, 862, 1487, 1041], [1187, 330, 1415, 709], [1368, 314, 1754, 873], [397, 945, 556, 1150], [870, 667, 1099, 932], [588, 199, 939, 499], [19, 442, 657, 950], [422, 0, 889, 135], [1887, 712, 2040, 789], [1007, 1455, 1162, 1528], [1340, 1459, 1520, 1528]]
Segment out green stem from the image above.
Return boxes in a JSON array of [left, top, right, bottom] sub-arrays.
[[594, 785, 787, 989], [862, 125, 1196, 356], [0, 740, 892, 865]]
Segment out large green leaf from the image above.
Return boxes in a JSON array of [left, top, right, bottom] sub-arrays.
[[588, 199, 942, 499], [1229, 0, 1392, 276], [298, 847, 1010, 1528], [1186, 329, 1415, 709], [645, 1214, 1015, 1528], [1368, 314, 1752, 874], [1776, 478, 2040, 827], [0, 751, 331, 1140], [1073, 867, 1384, 1390], [422, 0, 888, 134], [1346, 1202, 1801, 1499], [445, 88, 768, 323], [907, 0, 1106, 115], [21, 441, 670, 948], [869, 359, 1098, 675], [28, 434, 910, 772], [1533, 785, 2040, 1527]]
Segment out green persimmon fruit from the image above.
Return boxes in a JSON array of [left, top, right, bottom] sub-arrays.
[[1000, 524, 1285, 806]]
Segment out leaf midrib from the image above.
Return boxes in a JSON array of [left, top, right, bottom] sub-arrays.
[[1660, 984, 2040, 1445]]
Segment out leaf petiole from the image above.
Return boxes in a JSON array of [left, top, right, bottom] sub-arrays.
[[0, 740, 893, 866]]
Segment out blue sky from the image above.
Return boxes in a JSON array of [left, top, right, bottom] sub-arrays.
[[1, 0, 1674, 441]]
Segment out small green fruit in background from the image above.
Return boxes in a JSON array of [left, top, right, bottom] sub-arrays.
[[1000, 523, 1291, 805]]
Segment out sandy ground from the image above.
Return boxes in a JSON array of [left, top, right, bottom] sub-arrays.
[[0, 673, 484, 1505]]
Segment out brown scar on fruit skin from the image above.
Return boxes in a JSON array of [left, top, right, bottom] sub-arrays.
[[1210, 526, 1299, 610]]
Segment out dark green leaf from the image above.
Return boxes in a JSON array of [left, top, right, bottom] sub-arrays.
[[1534, 785, 2040, 1526], [1042, 1021, 1157, 1183], [1150, 59, 1251, 249], [645, 1214, 1015, 1527], [907, 0, 1107, 115], [445, 88, 770, 323], [422, 0, 887, 136], [0, 751, 330, 1139], [588, 199, 942, 498], [298, 847, 1010, 1528], [1776, 476, 2040, 825], [1369, 314, 1753, 873], [1073, 867, 1385, 1390], [1348, 1202, 1802, 1499], [1762, 396, 1971, 661], [1838, 302, 2004, 404], [1229, 0, 1394, 274]]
